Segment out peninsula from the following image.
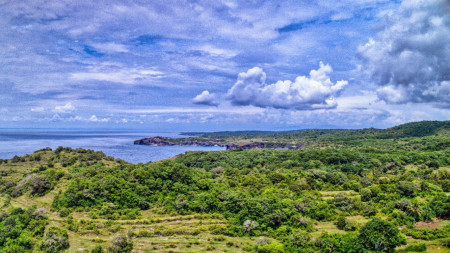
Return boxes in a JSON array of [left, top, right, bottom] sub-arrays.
[[134, 136, 304, 150]]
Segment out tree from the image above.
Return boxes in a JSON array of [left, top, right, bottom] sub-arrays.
[[358, 218, 405, 252]]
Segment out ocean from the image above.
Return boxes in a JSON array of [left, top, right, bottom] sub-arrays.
[[0, 129, 225, 163]]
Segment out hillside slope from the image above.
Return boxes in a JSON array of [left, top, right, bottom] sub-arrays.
[[0, 121, 449, 252]]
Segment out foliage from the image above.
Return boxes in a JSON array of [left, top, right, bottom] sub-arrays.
[[358, 218, 406, 252], [107, 234, 133, 253], [39, 227, 70, 253], [0, 120, 448, 252], [404, 243, 427, 252], [0, 207, 48, 253]]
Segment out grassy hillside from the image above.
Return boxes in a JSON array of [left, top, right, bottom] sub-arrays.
[[0, 121, 449, 252]]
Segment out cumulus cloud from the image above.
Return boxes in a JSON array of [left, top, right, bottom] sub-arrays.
[[358, 0, 450, 105], [226, 62, 347, 110], [54, 102, 75, 113], [192, 90, 219, 106]]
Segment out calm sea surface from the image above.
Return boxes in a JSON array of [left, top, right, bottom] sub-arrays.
[[0, 129, 225, 163]]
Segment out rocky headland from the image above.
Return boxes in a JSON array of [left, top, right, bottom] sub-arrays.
[[134, 136, 304, 150]]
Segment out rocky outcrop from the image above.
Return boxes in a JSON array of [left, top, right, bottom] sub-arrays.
[[134, 136, 304, 150], [134, 137, 223, 147]]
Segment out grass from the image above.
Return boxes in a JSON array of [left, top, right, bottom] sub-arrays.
[[62, 211, 255, 253]]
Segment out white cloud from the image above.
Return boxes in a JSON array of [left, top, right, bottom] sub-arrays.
[[358, 0, 450, 105], [192, 90, 219, 106], [54, 102, 75, 113], [89, 115, 110, 122], [227, 62, 348, 110], [70, 68, 163, 84]]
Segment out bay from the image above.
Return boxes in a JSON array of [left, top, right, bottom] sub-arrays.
[[0, 129, 225, 163]]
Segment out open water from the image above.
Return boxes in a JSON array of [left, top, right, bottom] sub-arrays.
[[0, 129, 225, 163]]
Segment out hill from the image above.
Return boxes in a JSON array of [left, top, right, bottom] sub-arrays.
[[0, 121, 449, 252], [136, 120, 450, 150]]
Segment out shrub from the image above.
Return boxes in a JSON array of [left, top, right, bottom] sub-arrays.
[[335, 216, 358, 231], [405, 243, 427, 252], [107, 234, 133, 253], [40, 227, 70, 253], [243, 220, 259, 233], [335, 216, 347, 230], [394, 199, 411, 211], [396, 181, 417, 197], [440, 238, 450, 247], [91, 245, 103, 253], [360, 188, 372, 202], [59, 208, 70, 217], [287, 231, 310, 248], [30, 176, 52, 195], [257, 241, 285, 253]]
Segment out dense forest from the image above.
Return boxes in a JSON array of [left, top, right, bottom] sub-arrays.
[[0, 121, 449, 252]]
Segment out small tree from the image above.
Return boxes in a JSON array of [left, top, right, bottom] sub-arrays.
[[358, 218, 405, 252]]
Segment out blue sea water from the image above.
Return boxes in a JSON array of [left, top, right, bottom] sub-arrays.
[[0, 129, 225, 163]]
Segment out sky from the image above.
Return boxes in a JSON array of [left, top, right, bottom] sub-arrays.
[[0, 0, 449, 131]]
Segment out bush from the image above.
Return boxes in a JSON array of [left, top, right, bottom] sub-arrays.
[[40, 227, 70, 253], [257, 241, 285, 253], [287, 231, 310, 248], [396, 181, 417, 197], [335, 216, 347, 230], [360, 188, 372, 202], [335, 216, 358, 231], [401, 227, 450, 240], [107, 234, 133, 253], [440, 238, 450, 247], [59, 208, 70, 217], [91, 245, 103, 253], [31, 176, 52, 195], [405, 243, 427, 252], [243, 220, 259, 233]]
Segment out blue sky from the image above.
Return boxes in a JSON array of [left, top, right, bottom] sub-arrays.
[[0, 0, 449, 131]]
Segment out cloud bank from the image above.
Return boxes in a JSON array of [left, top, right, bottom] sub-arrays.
[[227, 62, 347, 110], [193, 90, 219, 106], [358, 0, 450, 105]]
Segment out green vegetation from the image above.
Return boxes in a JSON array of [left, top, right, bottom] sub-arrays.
[[0, 120, 449, 252]]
